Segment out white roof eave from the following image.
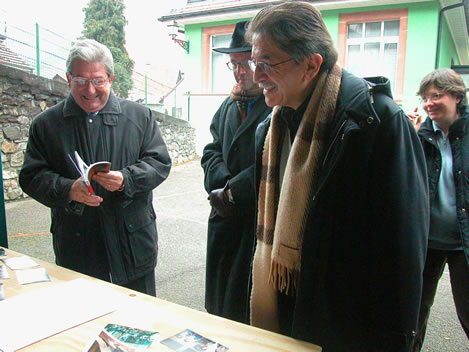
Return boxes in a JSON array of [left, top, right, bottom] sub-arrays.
[[440, 0, 469, 64], [168, 0, 431, 25]]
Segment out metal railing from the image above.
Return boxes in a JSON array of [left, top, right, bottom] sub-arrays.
[[1, 22, 72, 79]]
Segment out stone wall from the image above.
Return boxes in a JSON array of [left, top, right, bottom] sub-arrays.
[[0, 64, 196, 202]]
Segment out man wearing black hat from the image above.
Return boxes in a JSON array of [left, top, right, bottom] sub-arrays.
[[201, 21, 272, 324]]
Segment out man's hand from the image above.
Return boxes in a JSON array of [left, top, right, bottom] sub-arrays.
[[92, 170, 124, 192], [208, 187, 235, 218], [69, 178, 103, 207]]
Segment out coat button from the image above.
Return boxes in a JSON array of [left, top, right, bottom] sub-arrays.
[[429, 138, 433, 141], [129, 224, 134, 230], [367, 116, 374, 124], [75, 233, 81, 237]]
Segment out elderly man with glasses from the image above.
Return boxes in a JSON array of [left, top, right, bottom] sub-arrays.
[[245, 2, 429, 351], [19, 39, 171, 296], [201, 21, 271, 324]]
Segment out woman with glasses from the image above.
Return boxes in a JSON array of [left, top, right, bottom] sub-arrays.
[[409, 68, 469, 351]]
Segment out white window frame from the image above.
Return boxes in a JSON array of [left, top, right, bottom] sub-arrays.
[[345, 21, 400, 91]]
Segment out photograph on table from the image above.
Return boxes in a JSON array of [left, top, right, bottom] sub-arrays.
[[84, 323, 158, 351], [160, 328, 228, 352]]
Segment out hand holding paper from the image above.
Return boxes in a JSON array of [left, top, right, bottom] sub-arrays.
[[68, 151, 111, 195]]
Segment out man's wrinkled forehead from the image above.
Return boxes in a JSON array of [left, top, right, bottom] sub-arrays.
[[251, 33, 280, 61]]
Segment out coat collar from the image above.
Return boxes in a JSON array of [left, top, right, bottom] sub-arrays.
[[63, 92, 122, 118], [336, 70, 382, 124], [229, 95, 269, 137], [420, 107, 469, 139], [63, 92, 121, 126]]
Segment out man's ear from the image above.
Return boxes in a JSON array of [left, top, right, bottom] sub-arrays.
[[108, 74, 115, 84], [66, 73, 72, 88], [305, 53, 323, 80]]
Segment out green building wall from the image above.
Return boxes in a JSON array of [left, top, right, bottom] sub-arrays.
[[183, 0, 456, 114]]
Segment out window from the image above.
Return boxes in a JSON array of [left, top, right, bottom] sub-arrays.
[[346, 20, 399, 91], [202, 24, 235, 94], [339, 9, 408, 102], [211, 33, 233, 93]]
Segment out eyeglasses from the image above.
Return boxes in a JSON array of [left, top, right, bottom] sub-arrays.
[[226, 61, 251, 72], [421, 92, 444, 103], [247, 57, 295, 74], [71, 76, 109, 88]]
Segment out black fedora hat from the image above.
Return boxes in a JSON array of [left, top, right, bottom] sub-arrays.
[[213, 21, 251, 53]]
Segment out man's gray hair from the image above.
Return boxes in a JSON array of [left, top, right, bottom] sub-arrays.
[[245, 1, 338, 73], [66, 39, 114, 76]]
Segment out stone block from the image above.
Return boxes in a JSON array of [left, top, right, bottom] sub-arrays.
[[17, 116, 29, 125], [10, 151, 24, 167], [1, 141, 17, 153], [2, 107, 19, 116], [7, 188, 22, 201], [3, 126, 21, 140], [2, 169, 17, 179]]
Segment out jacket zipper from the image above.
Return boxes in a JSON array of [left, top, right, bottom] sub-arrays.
[[322, 120, 347, 168], [312, 119, 348, 202]]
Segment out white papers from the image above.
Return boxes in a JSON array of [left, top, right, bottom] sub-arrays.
[[0, 263, 9, 279], [0, 278, 122, 351], [2, 255, 39, 270], [16, 267, 51, 285]]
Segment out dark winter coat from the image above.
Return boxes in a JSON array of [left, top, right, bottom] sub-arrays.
[[19, 93, 171, 284], [254, 70, 429, 351], [201, 95, 271, 323], [418, 107, 469, 264]]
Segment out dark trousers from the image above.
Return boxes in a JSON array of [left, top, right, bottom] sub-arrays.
[[412, 249, 469, 351]]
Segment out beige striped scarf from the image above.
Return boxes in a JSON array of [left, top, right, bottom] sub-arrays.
[[250, 64, 342, 332]]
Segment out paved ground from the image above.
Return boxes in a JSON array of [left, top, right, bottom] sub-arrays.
[[4, 159, 468, 351]]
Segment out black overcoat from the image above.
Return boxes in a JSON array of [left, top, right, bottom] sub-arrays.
[[19, 93, 171, 284], [201, 95, 271, 323], [253, 71, 429, 351]]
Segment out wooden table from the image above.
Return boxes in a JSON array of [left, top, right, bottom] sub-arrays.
[[0, 248, 321, 351]]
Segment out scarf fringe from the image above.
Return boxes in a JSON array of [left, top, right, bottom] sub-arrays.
[[269, 261, 299, 296]]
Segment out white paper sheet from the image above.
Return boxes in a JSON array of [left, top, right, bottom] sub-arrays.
[[16, 267, 51, 285], [0, 278, 122, 351], [2, 255, 39, 270]]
